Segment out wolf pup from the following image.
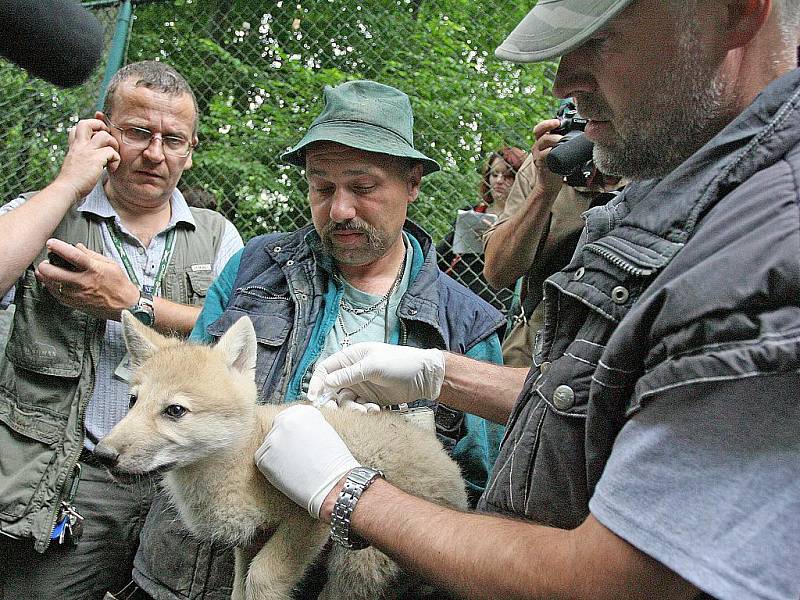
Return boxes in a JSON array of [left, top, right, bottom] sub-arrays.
[[95, 313, 468, 600]]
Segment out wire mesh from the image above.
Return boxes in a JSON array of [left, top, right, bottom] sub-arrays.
[[0, 0, 557, 315]]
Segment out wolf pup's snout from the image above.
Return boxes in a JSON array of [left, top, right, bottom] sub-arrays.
[[92, 444, 119, 467]]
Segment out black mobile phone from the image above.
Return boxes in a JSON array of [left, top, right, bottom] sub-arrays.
[[47, 250, 80, 271]]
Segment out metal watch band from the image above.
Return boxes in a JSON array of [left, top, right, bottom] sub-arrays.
[[131, 290, 155, 326], [330, 467, 383, 550], [139, 290, 154, 310]]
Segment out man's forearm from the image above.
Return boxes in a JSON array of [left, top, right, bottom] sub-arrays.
[[483, 186, 559, 289], [0, 182, 78, 295], [338, 481, 698, 600], [152, 297, 201, 336], [439, 353, 528, 424]]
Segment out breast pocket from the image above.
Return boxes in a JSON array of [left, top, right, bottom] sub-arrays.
[[522, 336, 606, 528], [186, 270, 214, 306], [208, 289, 294, 396]]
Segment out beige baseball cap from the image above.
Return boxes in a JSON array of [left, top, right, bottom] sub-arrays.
[[496, 0, 635, 63]]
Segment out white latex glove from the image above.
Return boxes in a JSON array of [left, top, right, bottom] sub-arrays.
[[255, 404, 360, 518], [307, 342, 445, 408], [310, 387, 380, 413]]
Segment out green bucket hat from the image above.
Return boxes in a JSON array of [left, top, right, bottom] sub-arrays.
[[281, 80, 440, 176], [496, 0, 635, 63]]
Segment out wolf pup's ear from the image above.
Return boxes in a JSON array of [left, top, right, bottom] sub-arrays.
[[121, 310, 167, 367], [215, 316, 257, 378]]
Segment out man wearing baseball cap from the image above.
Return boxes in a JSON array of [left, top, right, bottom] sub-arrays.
[[160, 80, 504, 599], [258, 2, 800, 599]]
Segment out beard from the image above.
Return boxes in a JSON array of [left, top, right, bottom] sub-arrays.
[[320, 218, 390, 266], [581, 20, 729, 180]]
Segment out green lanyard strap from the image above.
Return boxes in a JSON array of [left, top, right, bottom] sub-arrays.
[[106, 220, 177, 295]]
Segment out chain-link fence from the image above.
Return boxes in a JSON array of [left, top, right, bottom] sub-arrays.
[[0, 0, 557, 315]]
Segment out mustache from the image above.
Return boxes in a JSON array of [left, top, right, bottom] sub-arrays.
[[323, 218, 374, 236], [573, 94, 613, 120]]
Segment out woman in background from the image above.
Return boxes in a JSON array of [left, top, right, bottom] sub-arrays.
[[438, 146, 527, 315]]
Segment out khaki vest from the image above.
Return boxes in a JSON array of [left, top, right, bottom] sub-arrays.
[[0, 201, 226, 551]]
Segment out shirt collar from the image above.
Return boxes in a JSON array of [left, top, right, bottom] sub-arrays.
[[77, 171, 196, 230]]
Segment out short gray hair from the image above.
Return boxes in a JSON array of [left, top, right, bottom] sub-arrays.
[[102, 60, 199, 135]]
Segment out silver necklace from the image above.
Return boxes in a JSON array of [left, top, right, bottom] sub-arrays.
[[337, 254, 406, 348], [340, 294, 386, 316]]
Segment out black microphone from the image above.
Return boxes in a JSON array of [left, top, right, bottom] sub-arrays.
[[0, 0, 104, 88]]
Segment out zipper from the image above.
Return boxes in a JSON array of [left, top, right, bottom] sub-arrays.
[[42, 319, 101, 552], [280, 259, 309, 392], [235, 285, 289, 302], [282, 293, 302, 389], [584, 243, 657, 277]]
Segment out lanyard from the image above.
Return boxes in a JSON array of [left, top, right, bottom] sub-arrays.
[[106, 220, 177, 296]]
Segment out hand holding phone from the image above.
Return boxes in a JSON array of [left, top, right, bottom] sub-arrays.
[[47, 249, 80, 271]]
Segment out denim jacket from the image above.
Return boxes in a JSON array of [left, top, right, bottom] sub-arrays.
[[207, 221, 504, 404]]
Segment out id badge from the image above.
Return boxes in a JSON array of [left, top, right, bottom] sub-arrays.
[[113, 352, 134, 383]]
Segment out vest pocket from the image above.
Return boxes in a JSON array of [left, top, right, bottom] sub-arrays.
[[535, 337, 602, 416], [6, 270, 88, 377], [210, 293, 294, 397], [210, 292, 293, 346], [186, 270, 213, 305], [0, 390, 64, 520], [483, 337, 603, 526]]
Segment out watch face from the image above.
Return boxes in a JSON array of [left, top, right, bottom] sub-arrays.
[[132, 307, 155, 327]]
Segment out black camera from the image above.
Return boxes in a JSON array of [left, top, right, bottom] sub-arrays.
[[546, 99, 595, 187], [551, 100, 588, 137]]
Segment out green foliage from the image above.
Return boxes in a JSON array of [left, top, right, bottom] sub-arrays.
[[0, 0, 555, 245], [0, 63, 88, 199], [125, 0, 556, 240]]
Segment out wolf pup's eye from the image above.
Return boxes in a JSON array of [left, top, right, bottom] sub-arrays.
[[128, 394, 137, 408], [164, 404, 188, 419]]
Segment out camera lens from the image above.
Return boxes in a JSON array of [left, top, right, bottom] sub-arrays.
[[546, 133, 594, 176]]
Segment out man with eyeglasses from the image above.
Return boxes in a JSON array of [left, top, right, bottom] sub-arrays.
[[0, 60, 242, 600]]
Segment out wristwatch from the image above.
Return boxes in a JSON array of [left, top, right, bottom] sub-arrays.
[[129, 290, 155, 326], [330, 467, 384, 550]]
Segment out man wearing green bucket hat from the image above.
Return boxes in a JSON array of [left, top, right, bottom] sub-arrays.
[[256, 1, 800, 599], [192, 81, 503, 502], [190, 80, 505, 503], [134, 80, 506, 600]]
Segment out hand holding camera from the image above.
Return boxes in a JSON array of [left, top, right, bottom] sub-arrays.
[[531, 118, 569, 196], [545, 99, 595, 187]]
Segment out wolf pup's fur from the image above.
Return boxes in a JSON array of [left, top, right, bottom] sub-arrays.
[[95, 313, 468, 600]]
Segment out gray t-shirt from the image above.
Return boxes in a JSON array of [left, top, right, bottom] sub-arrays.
[[590, 371, 800, 600], [321, 237, 412, 361]]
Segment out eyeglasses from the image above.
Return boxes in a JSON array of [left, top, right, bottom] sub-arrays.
[[105, 118, 195, 157]]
